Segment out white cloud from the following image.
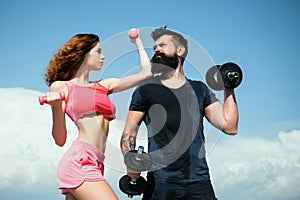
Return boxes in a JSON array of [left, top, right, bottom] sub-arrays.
[[0, 87, 77, 199], [0, 87, 299, 200], [208, 130, 300, 200]]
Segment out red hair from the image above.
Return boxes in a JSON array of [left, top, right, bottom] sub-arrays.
[[44, 34, 99, 86]]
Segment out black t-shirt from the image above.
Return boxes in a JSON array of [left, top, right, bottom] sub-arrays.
[[129, 76, 219, 183]]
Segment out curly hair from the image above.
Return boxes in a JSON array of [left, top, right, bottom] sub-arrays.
[[44, 34, 99, 86], [151, 27, 188, 64]]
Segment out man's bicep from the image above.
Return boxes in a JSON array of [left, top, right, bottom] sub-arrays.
[[205, 101, 225, 131]]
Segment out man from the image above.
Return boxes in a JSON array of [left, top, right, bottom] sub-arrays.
[[120, 27, 239, 200]]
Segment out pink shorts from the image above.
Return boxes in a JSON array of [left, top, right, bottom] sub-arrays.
[[57, 140, 105, 194]]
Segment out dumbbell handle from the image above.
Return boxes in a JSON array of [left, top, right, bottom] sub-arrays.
[[38, 92, 65, 105], [135, 146, 144, 162]]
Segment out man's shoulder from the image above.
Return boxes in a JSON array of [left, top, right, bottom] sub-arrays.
[[186, 78, 206, 87], [138, 76, 162, 86]]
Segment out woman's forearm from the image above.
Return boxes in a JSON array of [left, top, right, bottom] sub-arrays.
[[51, 106, 67, 147], [135, 38, 152, 78]]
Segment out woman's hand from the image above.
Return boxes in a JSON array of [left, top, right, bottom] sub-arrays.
[[45, 91, 64, 108], [128, 28, 140, 43]]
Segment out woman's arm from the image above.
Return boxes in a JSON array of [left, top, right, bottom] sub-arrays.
[[47, 81, 68, 146], [101, 30, 153, 93], [205, 89, 239, 135]]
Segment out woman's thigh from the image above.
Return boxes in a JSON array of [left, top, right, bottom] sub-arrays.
[[68, 180, 118, 200], [65, 193, 77, 200]]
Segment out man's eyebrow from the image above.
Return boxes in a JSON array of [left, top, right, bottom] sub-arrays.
[[153, 42, 167, 48]]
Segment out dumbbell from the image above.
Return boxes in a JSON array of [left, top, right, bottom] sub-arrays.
[[205, 62, 243, 91], [124, 146, 152, 172], [38, 91, 65, 105], [128, 28, 139, 39], [119, 174, 147, 198], [119, 146, 152, 198]]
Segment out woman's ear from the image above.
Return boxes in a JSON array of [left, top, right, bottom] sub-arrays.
[[176, 45, 186, 57]]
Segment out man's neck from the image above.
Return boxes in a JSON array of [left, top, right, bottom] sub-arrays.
[[159, 65, 186, 89]]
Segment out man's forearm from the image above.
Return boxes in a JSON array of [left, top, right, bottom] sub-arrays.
[[223, 89, 239, 134], [120, 132, 137, 155]]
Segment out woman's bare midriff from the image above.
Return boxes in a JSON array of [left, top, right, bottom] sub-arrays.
[[75, 113, 110, 153]]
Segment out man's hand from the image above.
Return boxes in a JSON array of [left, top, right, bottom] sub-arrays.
[[127, 167, 141, 180]]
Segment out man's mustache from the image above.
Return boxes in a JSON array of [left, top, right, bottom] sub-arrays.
[[154, 52, 165, 58], [150, 52, 179, 73], [151, 52, 169, 63]]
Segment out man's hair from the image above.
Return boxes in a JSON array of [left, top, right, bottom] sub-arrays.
[[151, 27, 188, 64]]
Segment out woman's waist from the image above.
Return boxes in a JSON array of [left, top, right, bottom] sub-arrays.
[[76, 131, 108, 153], [76, 117, 109, 153], [72, 139, 105, 162]]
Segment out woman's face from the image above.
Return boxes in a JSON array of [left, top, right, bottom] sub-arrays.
[[86, 42, 105, 71]]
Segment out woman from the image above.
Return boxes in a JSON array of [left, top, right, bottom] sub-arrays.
[[43, 29, 152, 199]]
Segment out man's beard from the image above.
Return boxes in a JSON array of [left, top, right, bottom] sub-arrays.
[[151, 53, 179, 74]]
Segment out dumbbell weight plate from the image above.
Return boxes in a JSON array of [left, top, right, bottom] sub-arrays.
[[205, 65, 225, 91], [124, 150, 152, 172], [119, 175, 147, 196], [219, 62, 243, 89]]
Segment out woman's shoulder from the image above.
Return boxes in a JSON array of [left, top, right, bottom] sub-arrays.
[[50, 81, 68, 92], [97, 78, 118, 91]]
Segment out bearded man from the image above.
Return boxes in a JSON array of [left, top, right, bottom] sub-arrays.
[[121, 27, 239, 200]]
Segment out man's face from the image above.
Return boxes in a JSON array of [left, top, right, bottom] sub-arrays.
[[151, 35, 179, 73]]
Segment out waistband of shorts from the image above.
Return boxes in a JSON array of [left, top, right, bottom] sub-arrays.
[[72, 139, 105, 162]]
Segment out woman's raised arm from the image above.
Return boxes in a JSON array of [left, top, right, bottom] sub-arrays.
[[101, 28, 153, 93]]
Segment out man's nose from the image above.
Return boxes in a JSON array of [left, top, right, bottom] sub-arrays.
[[154, 46, 162, 53]]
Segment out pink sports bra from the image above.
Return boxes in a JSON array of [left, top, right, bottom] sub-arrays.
[[64, 81, 116, 122]]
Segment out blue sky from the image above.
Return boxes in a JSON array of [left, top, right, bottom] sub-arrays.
[[0, 0, 299, 200]]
